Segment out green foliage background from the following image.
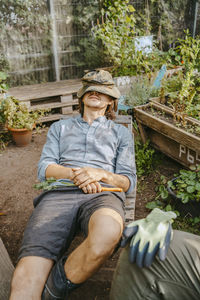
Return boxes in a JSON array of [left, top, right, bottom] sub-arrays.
[[0, 0, 51, 85], [0, 0, 198, 85]]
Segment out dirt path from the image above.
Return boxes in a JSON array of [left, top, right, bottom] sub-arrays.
[[0, 127, 181, 299]]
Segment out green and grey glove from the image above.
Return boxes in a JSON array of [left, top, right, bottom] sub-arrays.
[[121, 208, 177, 268]]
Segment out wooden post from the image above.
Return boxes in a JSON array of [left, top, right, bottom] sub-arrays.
[[0, 238, 14, 300], [48, 0, 60, 81], [193, 1, 198, 38]]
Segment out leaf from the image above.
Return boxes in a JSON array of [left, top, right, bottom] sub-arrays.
[[178, 193, 189, 203], [196, 182, 200, 191], [161, 189, 169, 199], [0, 72, 7, 80], [125, 16, 131, 24], [167, 181, 174, 188], [146, 201, 160, 209], [193, 217, 200, 224], [165, 204, 172, 211], [128, 5, 135, 12], [186, 185, 196, 193]]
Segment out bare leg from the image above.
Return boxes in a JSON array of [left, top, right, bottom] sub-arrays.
[[64, 208, 123, 284], [9, 256, 53, 300]]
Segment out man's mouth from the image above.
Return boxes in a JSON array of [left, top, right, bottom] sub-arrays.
[[88, 95, 100, 100]]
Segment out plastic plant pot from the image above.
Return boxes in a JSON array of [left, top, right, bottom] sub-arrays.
[[167, 177, 200, 217]]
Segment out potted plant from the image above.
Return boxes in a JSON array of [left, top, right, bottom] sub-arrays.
[[167, 165, 200, 217], [0, 96, 45, 146]]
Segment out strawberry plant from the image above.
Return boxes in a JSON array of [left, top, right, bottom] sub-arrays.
[[168, 165, 200, 203]]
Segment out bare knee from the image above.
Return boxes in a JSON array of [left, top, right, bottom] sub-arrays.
[[87, 212, 123, 260]]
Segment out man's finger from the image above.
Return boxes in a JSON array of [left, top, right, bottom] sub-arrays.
[[89, 183, 97, 194], [82, 186, 88, 194], [85, 184, 92, 194], [95, 182, 102, 193], [74, 175, 90, 186], [78, 178, 94, 188], [71, 168, 83, 178], [72, 167, 81, 173]]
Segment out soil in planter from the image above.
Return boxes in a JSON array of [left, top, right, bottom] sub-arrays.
[[146, 106, 200, 138]]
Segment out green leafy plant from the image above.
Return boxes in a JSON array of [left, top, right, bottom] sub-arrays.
[[175, 30, 200, 71], [154, 34, 200, 125], [145, 174, 179, 214], [92, 0, 151, 76], [135, 138, 155, 177], [155, 72, 200, 125], [0, 96, 47, 130], [0, 71, 9, 94], [125, 76, 159, 107], [162, 32, 200, 124], [0, 0, 51, 86], [0, 131, 12, 152], [73, 2, 105, 70], [168, 165, 200, 203], [146, 170, 200, 235], [0, 72, 9, 125], [172, 216, 200, 236], [34, 177, 74, 191]]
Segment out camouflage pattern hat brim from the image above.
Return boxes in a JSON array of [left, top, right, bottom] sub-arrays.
[[77, 85, 120, 99], [77, 69, 120, 99]]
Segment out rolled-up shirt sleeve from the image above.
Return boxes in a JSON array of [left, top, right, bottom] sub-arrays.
[[115, 127, 136, 194], [38, 122, 60, 182]]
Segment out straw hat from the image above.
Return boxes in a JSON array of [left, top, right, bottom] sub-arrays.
[[77, 70, 120, 100]]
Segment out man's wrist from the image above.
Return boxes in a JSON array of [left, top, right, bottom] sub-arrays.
[[46, 164, 74, 181], [99, 168, 110, 182], [65, 167, 74, 180]]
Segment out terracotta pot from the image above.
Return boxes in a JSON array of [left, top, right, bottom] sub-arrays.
[[8, 127, 33, 147]]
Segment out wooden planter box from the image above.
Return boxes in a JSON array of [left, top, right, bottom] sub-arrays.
[[134, 102, 200, 168]]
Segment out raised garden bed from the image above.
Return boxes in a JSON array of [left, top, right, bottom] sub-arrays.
[[134, 102, 200, 168]]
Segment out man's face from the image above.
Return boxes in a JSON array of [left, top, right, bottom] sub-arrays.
[[82, 91, 113, 110]]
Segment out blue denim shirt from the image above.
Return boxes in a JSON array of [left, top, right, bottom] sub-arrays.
[[38, 115, 136, 194]]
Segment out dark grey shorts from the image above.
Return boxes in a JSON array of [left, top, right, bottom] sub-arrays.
[[18, 187, 125, 262]]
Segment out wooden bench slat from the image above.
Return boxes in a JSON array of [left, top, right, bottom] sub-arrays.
[[31, 100, 78, 111], [9, 79, 82, 101]]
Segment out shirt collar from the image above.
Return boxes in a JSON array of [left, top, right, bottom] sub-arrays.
[[76, 114, 107, 125]]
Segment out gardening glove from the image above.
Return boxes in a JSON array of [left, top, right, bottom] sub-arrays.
[[121, 208, 177, 268]]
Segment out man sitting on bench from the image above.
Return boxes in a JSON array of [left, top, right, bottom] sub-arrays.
[[9, 70, 136, 300]]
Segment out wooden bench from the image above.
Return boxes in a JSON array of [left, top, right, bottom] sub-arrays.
[[115, 115, 136, 223]]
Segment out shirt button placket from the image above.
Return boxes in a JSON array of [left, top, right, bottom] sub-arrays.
[[85, 125, 95, 160]]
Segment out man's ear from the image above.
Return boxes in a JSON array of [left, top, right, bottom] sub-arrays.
[[114, 100, 118, 112], [107, 101, 114, 112]]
